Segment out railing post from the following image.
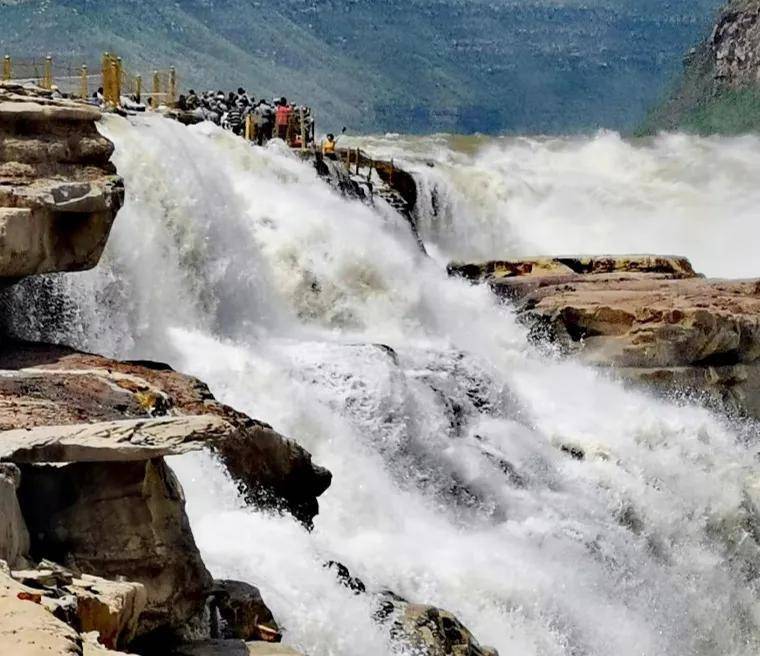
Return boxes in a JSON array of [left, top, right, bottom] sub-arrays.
[[2, 55, 11, 82], [169, 66, 176, 105], [80, 65, 88, 99], [355, 148, 360, 175], [135, 74, 142, 103], [42, 55, 53, 90], [116, 56, 123, 103], [152, 70, 160, 110], [299, 107, 307, 152], [110, 60, 119, 105], [101, 52, 110, 103]]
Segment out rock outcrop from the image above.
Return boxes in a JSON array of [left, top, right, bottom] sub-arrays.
[[641, 0, 760, 134], [391, 603, 498, 656], [0, 86, 329, 656], [0, 339, 331, 523], [18, 458, 211, 643], [0, 564, 144, 654], [0, 463, 30, 568], [0, 338, 331, 647], [173, 641, 304, 656], [0, 83, 124, 280], [210, 580, 280, 642], [450, 255, 760, 418]]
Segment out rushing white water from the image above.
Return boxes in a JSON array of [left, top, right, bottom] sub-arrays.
[[7, 116, 760, 656], [344, 131, 760, 278]]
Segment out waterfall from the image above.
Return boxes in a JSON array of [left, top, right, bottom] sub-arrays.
[[5, 114, 760, 656], [344, 131, 760, 278]]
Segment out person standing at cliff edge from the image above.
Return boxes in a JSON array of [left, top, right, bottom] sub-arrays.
[[322, 133, 338, 160]]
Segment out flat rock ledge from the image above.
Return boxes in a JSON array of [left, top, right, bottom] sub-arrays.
[[0, 339, 331, 522], [0, 83, 124, 280], [0, 339, 331, 652], [449, 255, 760, 418]]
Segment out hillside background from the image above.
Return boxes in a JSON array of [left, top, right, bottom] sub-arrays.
[[0, 0, 724, 134]]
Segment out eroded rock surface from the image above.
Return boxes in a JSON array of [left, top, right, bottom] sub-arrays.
[[0, 463, 30, 568], [450, 255, 760, 418], [0, 83, 123, 280], [0, 339, 331, 522], [17, 459, 210, 642], [391, 603, 498, 656]]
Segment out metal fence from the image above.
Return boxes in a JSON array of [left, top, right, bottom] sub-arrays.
[[2, 54, 178, 108]]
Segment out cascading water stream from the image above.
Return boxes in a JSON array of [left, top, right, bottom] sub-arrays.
[[5, 115, 760, 656], [345, 131, 760, 278]]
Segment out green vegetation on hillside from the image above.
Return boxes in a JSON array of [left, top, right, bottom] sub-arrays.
[[1, 0, 723, 134]]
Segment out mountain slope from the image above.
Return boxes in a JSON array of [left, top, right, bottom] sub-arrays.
[[1, 0, 723, 134], [641, 0, 760, 134]]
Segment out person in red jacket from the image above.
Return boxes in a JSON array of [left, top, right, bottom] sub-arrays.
[[275, 98, 293, 141]]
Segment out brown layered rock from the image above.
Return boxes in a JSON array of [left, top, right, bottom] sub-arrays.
[[173, 641, 304, 656], [0, 83, 124, 280], [0, 463, 30, 568], [392, 603, 498, 656], [211, 580, 280, 642], [450, 255, 760, 418], [17, 458, 210, 643], [8, 561, 146, 650], [1, 566, 144, 654], [0, 339, 331, 523]]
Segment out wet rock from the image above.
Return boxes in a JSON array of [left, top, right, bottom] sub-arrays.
[[211, 580, 280, 642], [0, 415, 235, 464], [172, 640, 304, 656], [246, 644, 304, 656], [0, 339, 331, 523], [0, 83, 123, 280], [0, 576, 83, 655], [451, 255, 760, 419], [17, 458, 212, 642], [325, 560, 367, 594], [389, 602, 498, 656], [0, 463, 30, 568]]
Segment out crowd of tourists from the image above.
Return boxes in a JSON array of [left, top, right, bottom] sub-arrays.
[[176, 88, 317, 148]]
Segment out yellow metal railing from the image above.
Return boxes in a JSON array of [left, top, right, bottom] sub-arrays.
[[2, 53, 179, 110]]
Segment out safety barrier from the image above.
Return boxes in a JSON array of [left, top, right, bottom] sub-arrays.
[[2, 53, 178, 109], [242, 106, 314, 151]]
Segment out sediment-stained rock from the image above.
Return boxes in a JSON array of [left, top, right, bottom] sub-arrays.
[[0, 83, 124, 280], [173, 641, 304, 656], [9, 561, 146, 650], [450, 254, 760, 418], [211, 580, 280, 642], [0, 415, 234, 463], [0, 339, 331, 522], [0, 578, 83, 655], [391, 602, 498, 656], [17, 458, 212, 641], [0, 463, 30, 568]]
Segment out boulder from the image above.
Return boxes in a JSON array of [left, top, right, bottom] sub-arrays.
[[8, 560, 146, 650], [17, 458, 212, 642], [211, 579, 280, 642], [68, 574, 147, 649], [0, 463, 30, 568], [0, 339, 331, 523], [246, 645, 304, 656], [390, 601, 498, 656], [450, 255, 760, 418], [0, 569, 82, 655], [172, 641, 304, 656], [0, 83, 124, 280]]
